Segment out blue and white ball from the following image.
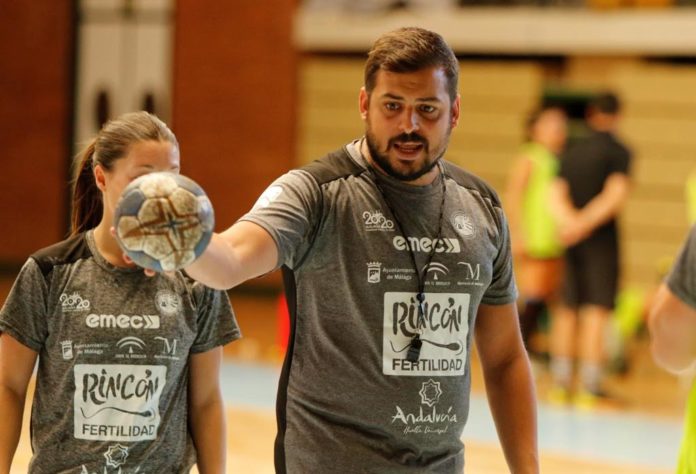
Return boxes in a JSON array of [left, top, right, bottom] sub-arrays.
[[114, 172, 214, 272]]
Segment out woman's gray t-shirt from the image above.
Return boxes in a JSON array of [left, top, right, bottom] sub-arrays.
[[0, 230, 240, 473]]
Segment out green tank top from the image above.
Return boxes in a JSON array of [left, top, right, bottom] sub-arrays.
[[677, 174, 696, 473], [678, 380, 696, 473], [520, 142, 563, 258], [687, 171, 696, 224]]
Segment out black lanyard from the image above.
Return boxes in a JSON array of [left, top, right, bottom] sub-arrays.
[[370, 162, 448, 362]]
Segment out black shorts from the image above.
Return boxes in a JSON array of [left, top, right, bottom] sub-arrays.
[[562, 235, 619, 310]]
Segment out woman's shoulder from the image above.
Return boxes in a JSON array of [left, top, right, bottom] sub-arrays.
[[30, 232, 90, 278]]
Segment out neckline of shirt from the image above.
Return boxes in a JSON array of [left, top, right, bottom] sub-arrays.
[[85, 230, 145, 275]]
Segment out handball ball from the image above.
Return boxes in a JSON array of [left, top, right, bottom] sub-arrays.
[[114, 172, 214, 272]]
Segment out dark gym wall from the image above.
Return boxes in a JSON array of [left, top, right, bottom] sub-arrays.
[[0, 1, 74, 265], [0, 1, 298, 271], [172, 1, 298, 231]]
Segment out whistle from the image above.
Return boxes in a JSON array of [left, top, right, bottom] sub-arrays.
[[406, 335, 422, 362]]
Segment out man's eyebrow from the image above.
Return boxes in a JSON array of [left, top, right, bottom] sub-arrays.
[[380, 93, 404, 101], [416, 97, 442, 103], [379, 93, 442, 103]]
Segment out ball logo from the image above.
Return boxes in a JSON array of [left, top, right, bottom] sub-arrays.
[[156, 290, 181, 316], [451, 212, 475, 238]]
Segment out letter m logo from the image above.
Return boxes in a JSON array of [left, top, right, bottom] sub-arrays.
[[458, 262, 480, 280]]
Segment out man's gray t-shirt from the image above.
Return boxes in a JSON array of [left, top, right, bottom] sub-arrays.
[[667, 225, 696, 309], [241, 141, 517, 473], [0, 230, 241, 473]]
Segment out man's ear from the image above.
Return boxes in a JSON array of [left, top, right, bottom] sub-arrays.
[[451, 94, 461, 128], [94, 164, 107, 192], [359, 87, 369, 121]]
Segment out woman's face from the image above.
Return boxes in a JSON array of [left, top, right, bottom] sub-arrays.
[[96, 140, 180, 222], [533, 109, 567, 154]]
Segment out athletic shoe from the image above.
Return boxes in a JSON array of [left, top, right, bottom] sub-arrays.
[[573, 389, 623, 411], [547, 385, 571, 406]]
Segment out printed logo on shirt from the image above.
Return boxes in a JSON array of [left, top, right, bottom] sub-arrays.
[[363, 210, 395, 231], [367, 262, 382, 283], [61, 340, 74, 360], [382, 292, 469, 376], [104, 444, 129, 468], [252, 185, 283, 210], [391, 379, 458, 436], [74, 343, 109, 358], [115, 337, 147, 360], [450, 212, 476, 239], [74, 364, 166, 442], [60, 292, 90, 312], [423, 263, 451, 287], [85, 314, 160, 330], [419, 379, 443, 407], [393, 236, 460, 254], [80, 444, 140, 473], [457, 262, 484, 287], [154, 337, 180, 361], [155, 290, 181, 317]]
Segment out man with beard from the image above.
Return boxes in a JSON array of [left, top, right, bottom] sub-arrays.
[[183, 27, 538, 473]]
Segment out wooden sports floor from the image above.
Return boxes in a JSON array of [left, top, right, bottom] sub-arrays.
[[4, 284, 688, 473]]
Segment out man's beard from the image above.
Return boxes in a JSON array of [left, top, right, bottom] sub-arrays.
[[365, 129, 448, 182]]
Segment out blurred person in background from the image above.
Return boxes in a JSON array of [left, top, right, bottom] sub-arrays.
[[648, 224, 696, 473], [548, 92, 632, 408], [687, 169, 696, 224], [506, 105, 568, 360]]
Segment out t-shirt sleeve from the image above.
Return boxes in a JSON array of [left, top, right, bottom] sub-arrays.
[[481, 206, 519, 305], [0, 258, 49, 352], [238, 170, 322, 270], [607, 140, 632, 176], [190, 283, 241, 354], [666, 225, 696, 310]]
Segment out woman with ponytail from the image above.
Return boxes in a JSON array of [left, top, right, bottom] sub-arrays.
[[0, 111, 240, 473]]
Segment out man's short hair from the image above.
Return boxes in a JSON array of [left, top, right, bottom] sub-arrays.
[[364, 27, 459, 102], [590, 91, 621, 115]]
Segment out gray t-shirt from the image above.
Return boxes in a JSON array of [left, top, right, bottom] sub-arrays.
[[241, 141, 517, 473], [0, 230, 240, 473], [667, 225, 696, 309]]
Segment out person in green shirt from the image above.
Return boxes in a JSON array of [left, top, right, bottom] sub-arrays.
[[687, 170, 696, 225], [506, 105, 568, 355], [649, 225, 696, 473]]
